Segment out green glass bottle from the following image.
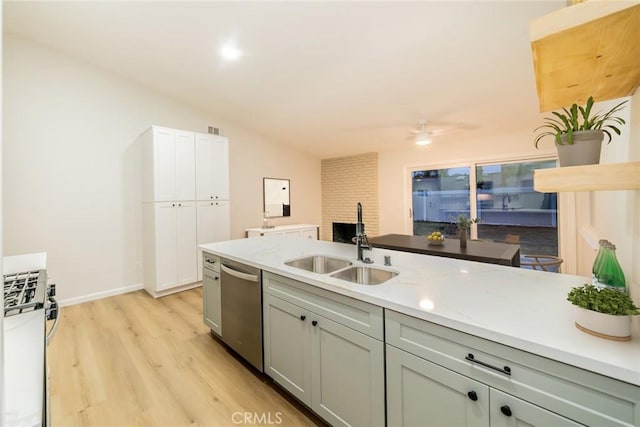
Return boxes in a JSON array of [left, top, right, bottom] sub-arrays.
[[591, 239, 608, 286], [594, 242, 627, 294]]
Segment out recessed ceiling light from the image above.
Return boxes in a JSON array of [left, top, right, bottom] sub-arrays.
[[220, 44, 242, 61]]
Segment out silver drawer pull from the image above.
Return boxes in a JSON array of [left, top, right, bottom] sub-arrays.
[[465, 353, 511, 376]]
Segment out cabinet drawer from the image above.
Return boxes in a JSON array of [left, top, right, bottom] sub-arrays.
[[202, 253, 220, 272], [386, 309, 640, 427], [263, 272, 383, 340]]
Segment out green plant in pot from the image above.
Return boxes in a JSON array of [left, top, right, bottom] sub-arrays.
[[567, 284, 639, 341], [451, 214, 478, 250], [534, 96, 627, 167]]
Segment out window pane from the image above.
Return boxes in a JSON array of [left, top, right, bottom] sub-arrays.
[[476, 160, 558, 255], [412, 167, 471, 237]]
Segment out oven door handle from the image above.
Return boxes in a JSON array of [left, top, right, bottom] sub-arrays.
[[221, 264, 259, 282], [46, 296, 60, 346]]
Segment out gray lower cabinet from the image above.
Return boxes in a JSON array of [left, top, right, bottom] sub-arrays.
[[263, 272, 385, 427], [263, 294, 311, 404], [386, 309, 640, 427], [202, 254, 221, 335], [489, 389, 581, 427], [387, 344, 490, 427], [310, 309, 385, 427], [387, 344, 581, 427]]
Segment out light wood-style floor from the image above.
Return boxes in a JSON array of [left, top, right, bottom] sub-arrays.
[[48, 288, 322, 426]]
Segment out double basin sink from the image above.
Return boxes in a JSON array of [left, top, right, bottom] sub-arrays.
[[285, 255, 397, 285]]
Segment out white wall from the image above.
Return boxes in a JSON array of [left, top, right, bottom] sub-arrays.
[[0, 4, 4, 420], [584, 95, 638, 304], [2, 35, 321, 304]]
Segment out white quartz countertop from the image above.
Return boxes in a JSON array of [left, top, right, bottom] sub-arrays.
[[200, 237, 640, 386]]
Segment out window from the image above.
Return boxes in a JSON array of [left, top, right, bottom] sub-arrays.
[[411, 166, 471, 237], [476, 160, 558, 255], [410, 159, 558, 256]]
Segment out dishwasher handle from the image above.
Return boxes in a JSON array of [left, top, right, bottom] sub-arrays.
[[221, 263, 259, 282]]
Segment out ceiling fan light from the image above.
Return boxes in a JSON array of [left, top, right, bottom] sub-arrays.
[[415, 133, 431, 146]]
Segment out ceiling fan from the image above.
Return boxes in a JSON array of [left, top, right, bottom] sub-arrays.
[[409, 120, 475, 146]]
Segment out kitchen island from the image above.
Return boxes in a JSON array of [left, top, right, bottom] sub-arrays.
[[200, 237, 640, 427], [368, 233, 521, 266]]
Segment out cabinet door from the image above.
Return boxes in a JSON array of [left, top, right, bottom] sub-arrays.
[[196, 201, 231, 280], [154, 202, 178, 290], [310, 315, 385, 427], [301, 228, 318, 240], [386, 344, 490, 427], [176, 202, 197, 286], [152, 128, 176, 202], [211, 136, 229, 200], [196, 134, 229, 200], [283, 230, 303, 239], [174, 130, 196, 201], [263, 294, 312, 406], [203, 268, 221, 335], [490, 389, 581, 427]]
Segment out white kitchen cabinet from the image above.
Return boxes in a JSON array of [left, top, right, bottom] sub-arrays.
[[202, 254, 221, 336], [142, 126, 196, 202], [262, 272, 384, 427], [387, 344, 490, 427], [246, 224, 318, 239], [140, 126, 230, 297], [196, 201, 230, 281], [386, 309, 640, 427], [195, 133, 229, 201], [143, 202, 198, 297]]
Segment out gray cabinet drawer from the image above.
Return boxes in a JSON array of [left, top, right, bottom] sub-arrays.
[[263, 272, 383, 340], [202, 253, 220, 272], [385, 309, 640, 427]]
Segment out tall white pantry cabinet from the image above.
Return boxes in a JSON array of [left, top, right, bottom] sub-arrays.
[[141, 126, 230, 298]]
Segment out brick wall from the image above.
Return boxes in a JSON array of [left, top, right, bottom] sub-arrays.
[[321, 152, 379, 241]]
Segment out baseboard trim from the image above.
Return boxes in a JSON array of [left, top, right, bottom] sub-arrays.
[[58, 283, 144, 307]]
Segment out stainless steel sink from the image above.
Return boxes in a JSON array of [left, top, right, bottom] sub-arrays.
[[330, 266, 398, 285], [285, 255, 352, 274]]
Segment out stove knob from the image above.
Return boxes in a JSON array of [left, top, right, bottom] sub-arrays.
[[47, 284, 56, 297], [46, 305, 58, 321]]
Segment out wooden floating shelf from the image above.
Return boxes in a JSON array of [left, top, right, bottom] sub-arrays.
[[534, 162, 640, 192], [530, 0, 640, 112]]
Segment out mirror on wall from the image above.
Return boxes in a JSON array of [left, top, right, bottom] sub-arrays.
[[263, 178, 290, 218]]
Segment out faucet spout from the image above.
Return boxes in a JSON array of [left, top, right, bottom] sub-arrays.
[[355, 202, 373, 263]]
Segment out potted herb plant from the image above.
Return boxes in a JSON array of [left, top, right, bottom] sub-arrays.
[[567, 284, 639, 341], [452, 214, 478, 249], [534, 96, 627, 167]]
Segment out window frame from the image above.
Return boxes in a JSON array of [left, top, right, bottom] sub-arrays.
[[404, 154, 558, 242]]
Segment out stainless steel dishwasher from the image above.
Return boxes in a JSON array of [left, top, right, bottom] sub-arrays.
[[220, 258, 263, 372]]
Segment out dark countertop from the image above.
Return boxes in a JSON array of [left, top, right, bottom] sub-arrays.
[[368, 234, 520, 267]]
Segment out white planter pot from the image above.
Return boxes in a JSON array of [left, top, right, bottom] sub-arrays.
[[574, 306, 631, 341]]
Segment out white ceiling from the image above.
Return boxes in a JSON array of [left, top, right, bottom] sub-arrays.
[[3, 1, 565, 158]]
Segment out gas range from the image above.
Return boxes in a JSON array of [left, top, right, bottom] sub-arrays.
[[4, 269, 48, 317], [3, 255, 58, 427]]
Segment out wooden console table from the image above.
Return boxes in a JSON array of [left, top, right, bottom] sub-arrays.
[[369, 234, 520, 267]]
